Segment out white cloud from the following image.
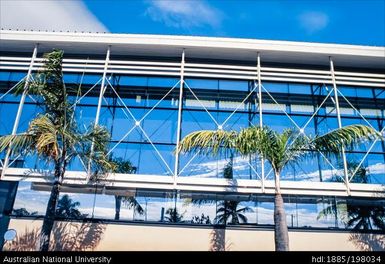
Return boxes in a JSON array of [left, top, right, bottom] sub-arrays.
[[298, 11, 329, 34], [183, 153, 384, 182], [182, 155, 254, 178], [291, 162, 385, 182], [145, 0, 223, 29], [0, 0, 107, 32]]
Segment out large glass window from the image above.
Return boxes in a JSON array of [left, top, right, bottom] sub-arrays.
[[0, 58, 384, 184]]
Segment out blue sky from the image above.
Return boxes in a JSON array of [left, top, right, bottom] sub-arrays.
[[83, 0, 385, 46], [0, 0, 384, 46]]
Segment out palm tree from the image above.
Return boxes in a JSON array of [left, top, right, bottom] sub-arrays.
[[345, 203, 385, 231], [178, 125, 380, 251], [55, 195, 85, 219], [191, 213, 211, 224], [0, 50, 115, 251], [215, 200, 252, 225], [110, 158, 144, 220], [318, 199, 385, 231], [12, 208, 38, 217], [164, 208, 185, 223]]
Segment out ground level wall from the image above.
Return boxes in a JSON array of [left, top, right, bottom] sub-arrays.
[[4, 219, 384, 251]]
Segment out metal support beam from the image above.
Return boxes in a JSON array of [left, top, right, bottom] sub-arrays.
[[95, 46, 111, 127], [173, 49, 185, 187], [1, 44, 38, 179], [87, 46, 111, 178], [330, 57, 350, 195], [257, 52, 265, 192]]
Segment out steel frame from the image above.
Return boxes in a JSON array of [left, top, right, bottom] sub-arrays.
[[1, 44, 38, 178], [0, 44, 384, 198]]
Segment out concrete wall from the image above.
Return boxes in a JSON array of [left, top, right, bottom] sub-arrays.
[[4, 219, 384, 251]]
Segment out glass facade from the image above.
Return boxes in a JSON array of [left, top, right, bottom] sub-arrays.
[[0, 45, 384, 232], [9, 181, 385, 231], [3, 69, 383, 182]]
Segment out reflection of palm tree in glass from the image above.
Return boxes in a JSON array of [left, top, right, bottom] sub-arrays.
[[319, 162, 385, 231], [111, 158, 144, 220], [215, 200, 252, 225], [215, 159, 252, 225], [191, 213, 211, 224], [55, 195, 84, 219], [189, 158, 252, 225], [12, 208, 38, 217], [164, 208, 185, 223], [346, 204, 385, 231], [319, 200, 385, 231], [331, 161, 369, 184]]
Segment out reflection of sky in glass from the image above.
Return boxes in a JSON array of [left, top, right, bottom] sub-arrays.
[[0, 52, 384, 250], [1, 65, 384, 214], [11, 181, 385, 230]]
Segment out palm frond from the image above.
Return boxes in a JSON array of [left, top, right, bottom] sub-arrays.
[[312, 124, 381, 155], [191, 199, 216, 206], [236, 126, 271, 156], [282, 131, 311, 169], [178, 130, 237, 156], [236, 206, 253, 214], [77, 124, 115, 174], [90, 126, 111, 152], [317, 202, 347, 220], [29, 115, 59, 159], [80, 124, 110, 151], [236, 126, 285, 172], [122, 197, 144, 215], [0, 134, 35, 156], [237, 214, 248, 223]]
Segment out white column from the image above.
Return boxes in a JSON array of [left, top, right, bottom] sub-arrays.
[[330, 57, 350, 195], [173, 49, 185, 187], [257, 52, 265, 193], [1, 44, 38, 179], [87, 46, 111, 177], [94, 46, 111, 126]]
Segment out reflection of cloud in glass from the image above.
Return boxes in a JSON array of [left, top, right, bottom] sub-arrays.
[[14, 182, 341, 229], [185, 156, 384, 182], [183, 155, 256, 178], [13, 182, 50, 214]]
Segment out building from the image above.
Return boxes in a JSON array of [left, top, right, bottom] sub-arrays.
[[0, 30, 384, 251]]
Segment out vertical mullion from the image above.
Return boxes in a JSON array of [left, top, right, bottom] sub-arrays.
[[87, 45, 111, 178], [257, 52, 265, 192], [330, 56, 350, 195], [1, 44, 38, 178], [173, 49, 185, 187]]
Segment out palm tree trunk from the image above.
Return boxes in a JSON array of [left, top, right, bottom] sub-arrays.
[[39, 160, 65, 251], [115, 195, 122, 220], [274, 172, 289, 251]]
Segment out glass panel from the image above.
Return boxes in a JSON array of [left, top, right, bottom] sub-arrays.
[[219, 80, 249, 92], [289, 83, 312, 95], [184, 78, 218, 90], [263, 82, 288, 94], [109, 143, 174, 176], [12, 182, 50, 216]]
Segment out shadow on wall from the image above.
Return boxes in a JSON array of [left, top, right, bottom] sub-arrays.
[[3, 221, 106, 251], [210, 226, 232, 251], [349, 233, 385, 251]]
